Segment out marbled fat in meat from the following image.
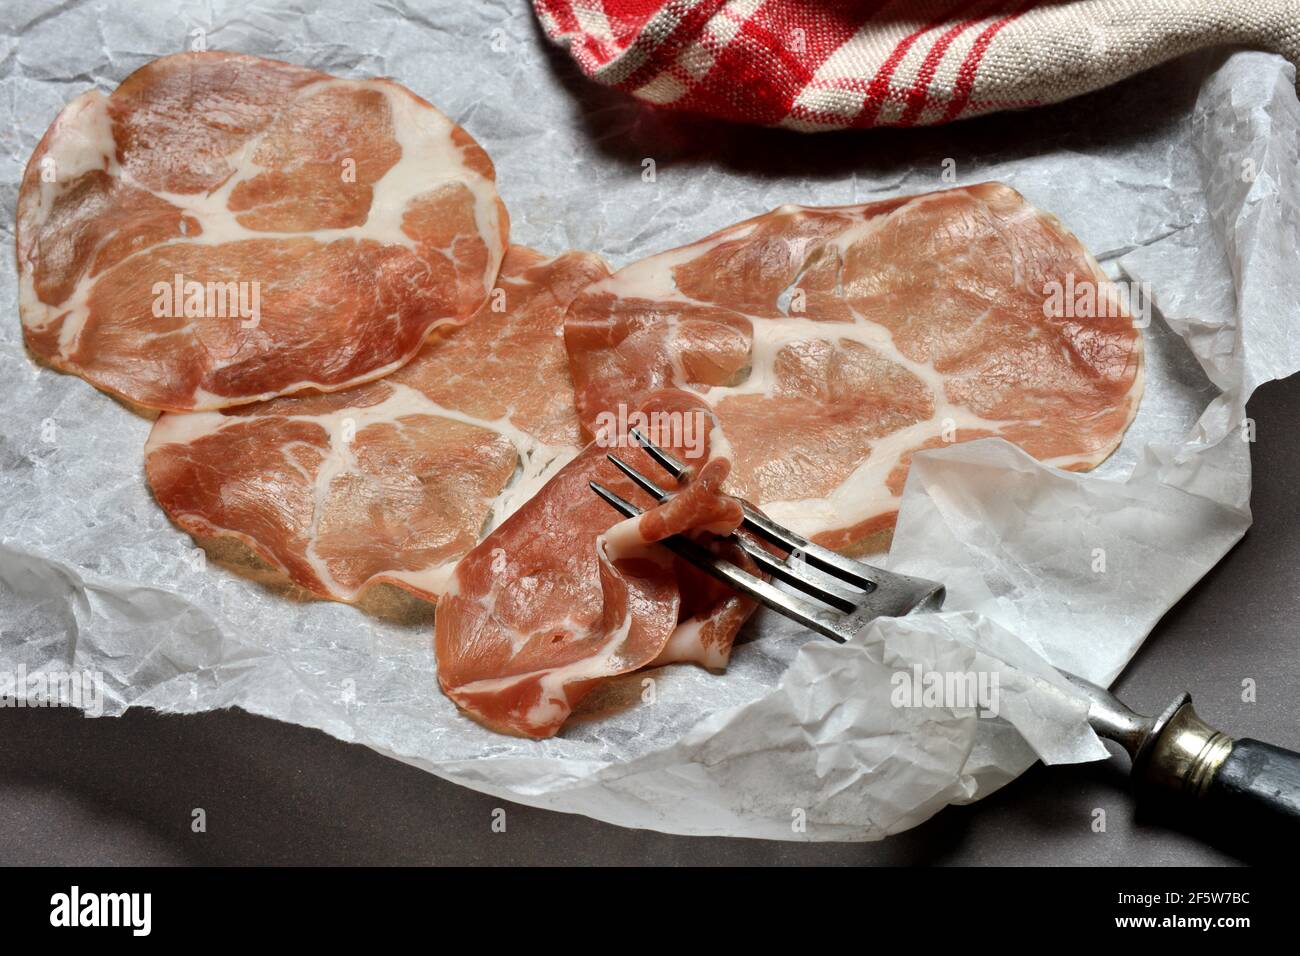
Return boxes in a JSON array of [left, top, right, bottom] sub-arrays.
[[17, 52, 508, 411]]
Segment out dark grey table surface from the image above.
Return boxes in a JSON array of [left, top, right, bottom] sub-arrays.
[[0, 376, 1296, 866]]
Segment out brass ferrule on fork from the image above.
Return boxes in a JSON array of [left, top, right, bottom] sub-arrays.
[[1132, 694, 1235, 800]]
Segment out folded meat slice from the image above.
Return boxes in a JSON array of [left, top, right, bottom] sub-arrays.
[[565, 183, 1145, 553], [17, 51, 507, 411], [435, 391, 760, 738], [144, 246, 608, 602]]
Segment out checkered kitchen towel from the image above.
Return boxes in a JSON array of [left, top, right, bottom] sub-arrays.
[[533, 0, 1300, 130]]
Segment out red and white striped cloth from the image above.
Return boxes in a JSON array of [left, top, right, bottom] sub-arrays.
[[533, 0, 1300, 131]]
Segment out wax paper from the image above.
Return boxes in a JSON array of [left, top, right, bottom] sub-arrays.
[[2, 0, 1298, 840]]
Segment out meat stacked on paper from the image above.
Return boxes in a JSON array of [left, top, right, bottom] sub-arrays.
[[18, 51, 606, 608], [434, 184, 1144, 737], [17, 55, 1145, 743], [17, 52, 507, 411]]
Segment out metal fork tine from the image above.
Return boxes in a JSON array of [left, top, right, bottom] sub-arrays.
[[629, 428, 686, 479], [589, 481, 852, 642], [734, 508, 879, 591], [606, 451, 861, 612], [606, 452, 669, 501], [725, 532, 862, 612], [628, 428, 877, 590]]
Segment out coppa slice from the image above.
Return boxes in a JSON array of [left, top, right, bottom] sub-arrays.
[[17, 51, 508, 411], [436, 389, 761, 739], [144, 246, 608, 602], [565, 183, 1145, 553]]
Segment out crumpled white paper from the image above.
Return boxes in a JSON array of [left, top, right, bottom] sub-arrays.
[[2, 1, 1298, 840]]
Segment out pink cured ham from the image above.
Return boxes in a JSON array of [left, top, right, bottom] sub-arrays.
[[144, 246, 608, 602], [564, 183, 1145, 553], [17, 52, 507, 411], [435, 390, 761, 739]]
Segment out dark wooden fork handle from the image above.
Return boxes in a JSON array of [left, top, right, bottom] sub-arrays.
[[1131, 696, 1300, 844], [1205, 739, 1300, 832]]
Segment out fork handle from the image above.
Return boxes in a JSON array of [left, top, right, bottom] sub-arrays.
[[1203, 739, 1300, 833], [1132, 696, 1300, 839]]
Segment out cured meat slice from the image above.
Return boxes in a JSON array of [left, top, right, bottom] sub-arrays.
[[565, 183, 1144, 553], [435, 390, 760, 738], [17, 51, 508, 411], [144, 246, 608, 602]]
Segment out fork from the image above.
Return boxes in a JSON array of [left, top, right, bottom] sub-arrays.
[[591, 428, 1300, 846]]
